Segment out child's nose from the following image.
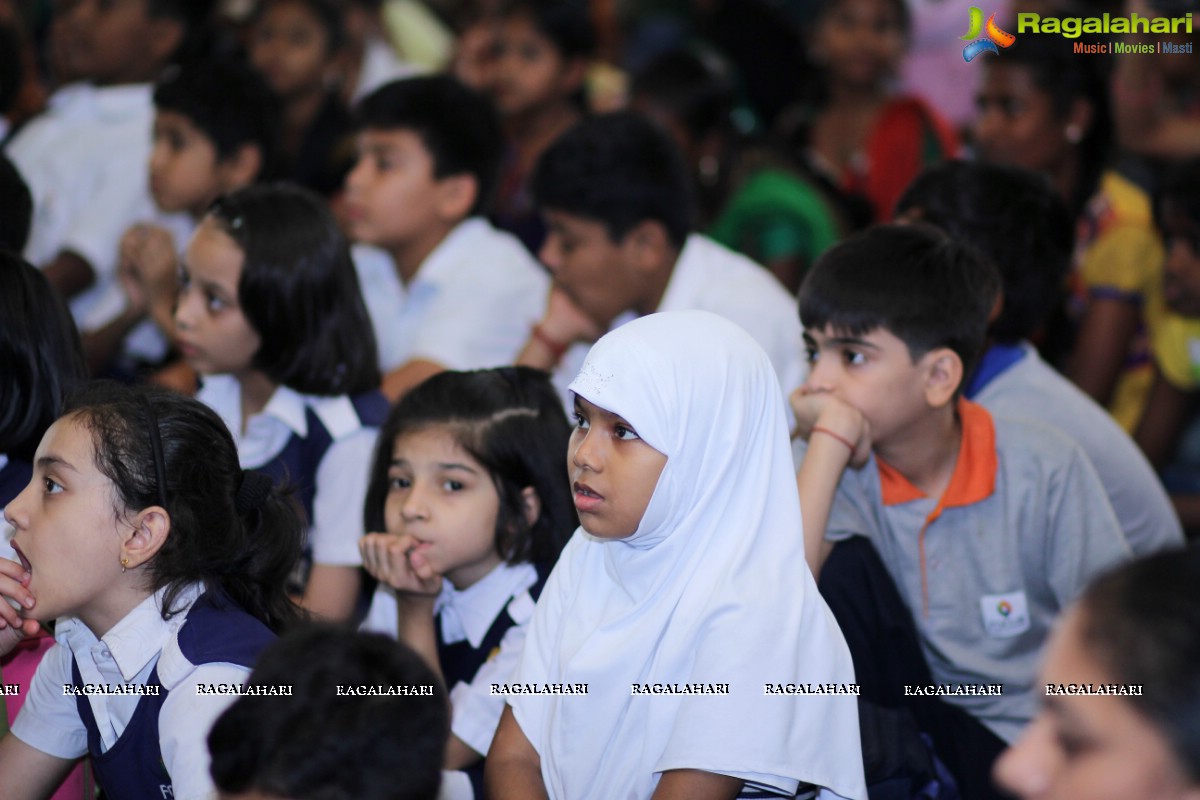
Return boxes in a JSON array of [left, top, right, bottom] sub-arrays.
[[400, 487, 430, 522], [992, 721, 1053, 799], [538, 236, 563, 273], [570, 429, 600, 472]]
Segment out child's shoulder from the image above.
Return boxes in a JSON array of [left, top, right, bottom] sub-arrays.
[[423, 217, 544, 282]]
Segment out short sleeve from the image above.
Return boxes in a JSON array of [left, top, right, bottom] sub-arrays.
[[1078, 225, 1163, 300], [160, 662, 253, 800], [10, 642, 89, 759], [310, 427, 378, 566]]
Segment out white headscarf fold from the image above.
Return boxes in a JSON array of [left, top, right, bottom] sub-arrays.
[[510, 310, 866, 799]]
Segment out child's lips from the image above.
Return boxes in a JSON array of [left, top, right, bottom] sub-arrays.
[[573, 481, 604, 513], [12, 542, 32, 576]]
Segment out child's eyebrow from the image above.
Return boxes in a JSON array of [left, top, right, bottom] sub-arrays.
[[438, 462, 479, 474], [36, 455, 77, 473], [826, 336, 881, 350]]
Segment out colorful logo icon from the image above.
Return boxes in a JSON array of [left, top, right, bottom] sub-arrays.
[[962, 7, 1016, 62], [996, 600, 1013, 617]]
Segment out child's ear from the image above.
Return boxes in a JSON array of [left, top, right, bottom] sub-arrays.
[[622, 220, 673, 275], [520, 486, 542, 529], [217, 144, 264, 193], [120, 506, 172, 573], [921, 347, 963, 409], [435, 174, 479, 222]]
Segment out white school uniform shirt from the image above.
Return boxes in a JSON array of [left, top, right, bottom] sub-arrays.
[[7, 83, 163, 332], [352, 217, 549, 373], [515, 311, 866, 800], [552, 233, 807, 405], [362, 561, 537, 755], [11, 584, 247, 800], [197, 375, 377, 566]]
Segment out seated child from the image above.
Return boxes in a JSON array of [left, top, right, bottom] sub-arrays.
[[995, 544, 1200, 800], [0, 383, 303, 799], [974, 33, 1158, 430], [489, 310, 866, 800], [209, 625, 448, 800], [487, 0, 595, 254], [358, 366, 576, 797], [175, 183, 385, 621], [1135, 158, 1200, 534], [85, 56, 280, 381], [516, 111, 806, 404], [778, 0, 958, 223], [6, 0, 205, 332], [249, 0, 354, 197], [896, 160, 1183, 556], [792, 224, 1133, 798], [345, 75, 549, 400]]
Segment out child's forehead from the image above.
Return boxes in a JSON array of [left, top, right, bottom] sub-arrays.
[[804, 324, 890, 343]]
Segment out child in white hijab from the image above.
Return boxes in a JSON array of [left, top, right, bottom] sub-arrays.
[[487, 310, 867, 799]]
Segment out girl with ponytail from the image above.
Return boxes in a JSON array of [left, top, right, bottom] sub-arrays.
[[0, 383, 303, 800]]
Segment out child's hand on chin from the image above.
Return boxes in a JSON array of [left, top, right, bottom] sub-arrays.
[[541, 286, 605, 346], [0, 557, 41, 656], [358, 533, 443, 601], [790, 388, 873, 469]]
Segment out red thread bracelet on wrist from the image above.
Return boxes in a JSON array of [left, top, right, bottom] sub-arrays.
[[811, 425, 855, 452], [531, 324, 569, 362]]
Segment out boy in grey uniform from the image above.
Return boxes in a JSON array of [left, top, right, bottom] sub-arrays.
[[792, 224, 1132, 797]]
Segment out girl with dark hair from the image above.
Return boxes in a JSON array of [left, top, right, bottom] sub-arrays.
[[995, 545, 1200, 799], [173, 183, 385, 622], [0, 383, 303, 800], [973, 33, 1158, 434], [487, 0, 596, 253], [780, 0, 959, 226], [358, 367, 576, 795]]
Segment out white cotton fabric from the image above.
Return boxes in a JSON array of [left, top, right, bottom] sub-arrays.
[[510, 310, 866, 799]]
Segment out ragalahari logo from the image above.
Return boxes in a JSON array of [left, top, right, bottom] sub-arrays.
[[962, 7, 1017, 62]]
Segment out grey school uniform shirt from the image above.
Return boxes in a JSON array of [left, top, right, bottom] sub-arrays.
[[801, 399, 1132, 744], [969, 340, 1183, 557]]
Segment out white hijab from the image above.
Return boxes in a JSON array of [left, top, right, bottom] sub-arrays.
[[510, 310, 866, 799]]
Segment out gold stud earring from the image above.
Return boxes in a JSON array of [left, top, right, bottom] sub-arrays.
[[121, 557, 129, 573]]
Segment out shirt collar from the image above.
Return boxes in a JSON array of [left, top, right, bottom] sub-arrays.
[[877, 398, 998, 514], [437, 562, 537, 649], [964, 342, 1029, 399], [201, 375, 310, 438], [91, 83, 152, 122], [59, 583, 205, 682]]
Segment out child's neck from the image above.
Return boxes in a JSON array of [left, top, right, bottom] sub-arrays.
[[1050, 153, 1082, 210], [632, 246, 682, 317], [236, 369, 280, 435], [82, 586, 155, 641], [387, 218, 459, 285], [875, 404, 962, 500]]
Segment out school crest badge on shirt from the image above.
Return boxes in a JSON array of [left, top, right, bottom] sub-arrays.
[[979, 591, 1030, 638]]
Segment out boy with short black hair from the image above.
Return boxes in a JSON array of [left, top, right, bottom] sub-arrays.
[[897, 160, 1182, 557], [516, 110, 805, 401], [209, 625, 448, 800], [346, 74, 549, 401], [6, 0, 210, 326], [792, 224, 1131, 797], [84, 56, 280, 379]]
